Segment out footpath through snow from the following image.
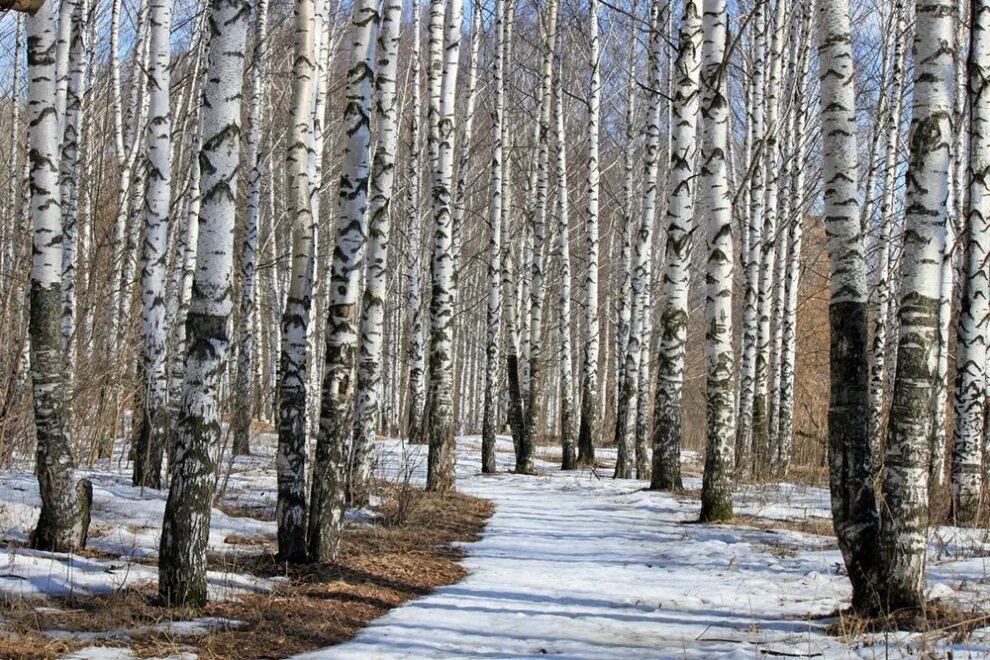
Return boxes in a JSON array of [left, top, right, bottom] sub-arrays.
[[299, 437, 990, 659]]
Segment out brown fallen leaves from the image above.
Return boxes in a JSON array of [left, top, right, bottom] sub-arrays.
[[1, 484, 493, 659]]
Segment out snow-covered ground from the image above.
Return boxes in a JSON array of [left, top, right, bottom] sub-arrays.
[[301, 437, 990, 659], [3, 435, 990, 658]]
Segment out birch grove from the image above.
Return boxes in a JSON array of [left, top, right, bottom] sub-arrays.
[[1, 0, 990, 630]]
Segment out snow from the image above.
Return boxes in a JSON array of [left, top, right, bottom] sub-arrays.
[[3, 435, 990, 658], [298, 437, 990, 659]]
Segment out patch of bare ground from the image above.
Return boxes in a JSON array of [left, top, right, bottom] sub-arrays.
[[823, 601, 990, 645], [0, 485, 493, 659], [728, 514, 835, 539]]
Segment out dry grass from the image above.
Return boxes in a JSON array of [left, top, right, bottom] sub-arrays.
[[824, 601, 990, 643], [728, 513, 836, 539], [0, 486, 493, 659]]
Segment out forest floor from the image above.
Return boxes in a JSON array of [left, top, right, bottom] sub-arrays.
[[2, 435, 990, 658]]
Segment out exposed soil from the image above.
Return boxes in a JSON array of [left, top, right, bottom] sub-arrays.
[[0, 484, 493, 659]]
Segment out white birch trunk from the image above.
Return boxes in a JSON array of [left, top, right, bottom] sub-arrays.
[[515, 0, 559, 474], [555, 52, 576, 471], [233, 0, 271, 457], [951, 0, 990, 524], [880, 0, 954, 613], [132, 0, 171, 489], [577, 0, 601, 467], [482, 0, 506, 474], [352, 0, 402, 500], [158, 0, 249, 607], [650, 0, 701, 491], [308, 0, 377, 558], [424, 0, 463, 491], [406, 0, 427, 442], [698, 0, 735, 522], [816, 0, 882, 613], [615, 0, 662, 480], [27, 0, 87, 553], [277, 0, 317, 564]]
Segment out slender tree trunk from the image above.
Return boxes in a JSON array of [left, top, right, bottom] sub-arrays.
[[233, 0, 271, 457], [615, 0, 662, 480], [132, 0, 171, 489], [816, 0, 882, 614], [352, 0, 402, 501], [751, 0, 788, 478], [277, 0, 317, 564], [424, 0, 463, 492], [951, 0, 990, 525], [482, 0, 506, 474], [650, 0, 701, 491], [308, 0, 377, 559], [158, 0, 249, 608], [59, 0, 86, 368], [577, 0, 601, 467], [406, 0, 427, 444], [869, 0, 908, 463], [27, 0, 88, 553], [698, 0, 735, 522], [775, 2, 812, 477], [554, 51, 576, 471], [517, 0, 559, 475], [737, 1, 766, 475]]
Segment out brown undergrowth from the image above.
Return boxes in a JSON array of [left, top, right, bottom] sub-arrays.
[[823, 600, 990, 644], [0, 484, 493, 659]]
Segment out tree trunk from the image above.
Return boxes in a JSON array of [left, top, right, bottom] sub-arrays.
[[951, 0, 990, 525], [27, 0, 87, 553], [878, 0, 954, 613], [424, 0, 463, 492], [159, 0, 249, 607], [482, 0, 506, 474], [233, 0, 271, 458], [816, 0, 882, 614], [352, 0, 402, 502], [698, 0, 735, 523], [132, 0, 171, 489], [308, 0, 377, 559], [615, 0, 662, 480], [577, 0, 601, 467], [277, 0, 317, 565], [650, 0, 701, 491]]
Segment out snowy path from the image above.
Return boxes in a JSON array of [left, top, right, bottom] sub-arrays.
[[302, 438, 990, 659]]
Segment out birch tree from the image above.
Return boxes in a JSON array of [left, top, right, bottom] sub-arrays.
[[698, 0, 735, 522], [482, 0, 506, 474], [277, 0, 316, 564], [615, 0, 662, 480], [951, 0, 990, 525], [816, 0, 881, 613], [517, 0, 559, 475], [27, 0, 88, 553], [352, 0, 402, 500], [737, 0, 766, 473], [424, 0, 463, 491], [158, 0, 249, 607], [577, 0, 601, 467], [879, 0, 953, 612], [775, 1, 812, 476], [868, 0, 907, 457], [406, 0, 427, 443], [233, 0, 271, 457], [132, 0, 172, 489], [651, 0, 702, 491], [555, 53, 576, 471], [308, 0, 377, 559]]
